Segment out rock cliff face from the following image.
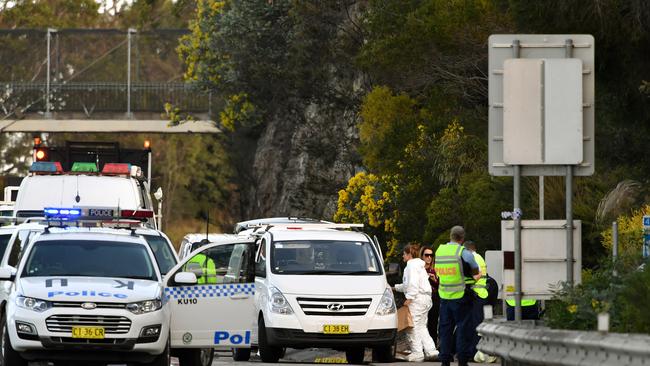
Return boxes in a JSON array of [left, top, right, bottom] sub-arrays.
[[242, 100, 362, 221]]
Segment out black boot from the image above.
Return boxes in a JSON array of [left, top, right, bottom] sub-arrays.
[[458, 360, 469, 366]]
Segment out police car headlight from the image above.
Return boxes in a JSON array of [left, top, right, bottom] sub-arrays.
[[16, 296, 51, 312], [269, 287, 293, 315], [126, 299, 162, 314], [376, 288, 396, 316]]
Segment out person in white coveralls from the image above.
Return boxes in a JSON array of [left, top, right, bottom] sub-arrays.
[[394, 243, 439, 362]]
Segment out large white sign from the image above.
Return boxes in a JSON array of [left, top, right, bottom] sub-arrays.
[[488, 34, 595, 176]]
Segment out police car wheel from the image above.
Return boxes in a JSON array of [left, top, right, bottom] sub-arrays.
[[371, 343, 396, 363], [257, 317, 282, 363], [177, 348, 213, 366], [142, 337, 170, 366], [232, 348, 251, 361], [345, 347, 366, 364], [0, 313, 27, 366]]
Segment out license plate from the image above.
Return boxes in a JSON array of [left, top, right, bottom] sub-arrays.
[[323, 324, 349, 334], [72, 327, 105, 339]]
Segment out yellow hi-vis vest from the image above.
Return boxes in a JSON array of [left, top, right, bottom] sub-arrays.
[[434, 243, 466, 300], [185, 253, 217, 284], [469, 252, 488, 299], [506, 299, 537, 307]]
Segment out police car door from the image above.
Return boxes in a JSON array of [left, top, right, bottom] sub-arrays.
[[165, 241, 256, 349]]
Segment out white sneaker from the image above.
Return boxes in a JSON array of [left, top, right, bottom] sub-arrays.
[[486, 355, 498, 363], [474, 350, 487, 363], [406, 353, 425, 362], [424, 350, 439, 361]]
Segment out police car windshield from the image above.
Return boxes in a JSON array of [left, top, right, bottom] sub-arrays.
[[22, 240, 157, 281], [142, 235, 177, 275], [271, 240, 381, 275]]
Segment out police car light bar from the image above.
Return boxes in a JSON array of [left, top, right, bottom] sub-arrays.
[[30, 162, 63, 174], [102, 163, 131, 175], [43, 207, 152, 224]]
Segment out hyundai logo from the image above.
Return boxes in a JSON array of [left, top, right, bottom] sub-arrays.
[[327, 303, 344, 312], [81, 302, 97, 310]]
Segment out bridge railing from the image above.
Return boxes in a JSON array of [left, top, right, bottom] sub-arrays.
[[0, 82, 211, 115]]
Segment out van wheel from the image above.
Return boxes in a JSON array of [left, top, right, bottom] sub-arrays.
[[232, 348, 251, 361], [0, 313, 27, 366], [177, 348, 213, 366], [258, 317, 282, 363], [345, 347, 365, 364], [141, 336, 170, 366], [371, 343, 395, 363]]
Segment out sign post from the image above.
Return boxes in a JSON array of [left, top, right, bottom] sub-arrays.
[[641, 216, 650, 259]]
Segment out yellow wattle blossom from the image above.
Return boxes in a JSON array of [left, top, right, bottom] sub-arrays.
[[567, 304, 578, 314]]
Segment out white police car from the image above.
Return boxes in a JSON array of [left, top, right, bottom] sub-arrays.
[[0, 224, 171, 365]]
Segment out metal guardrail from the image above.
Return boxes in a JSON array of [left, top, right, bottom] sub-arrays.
[[477, 319, 650, 366]]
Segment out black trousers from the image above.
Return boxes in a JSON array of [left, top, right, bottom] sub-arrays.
[[426, 293, 440, 345]]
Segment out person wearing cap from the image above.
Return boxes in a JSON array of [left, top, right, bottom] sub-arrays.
[[434, 226, 480, 366]]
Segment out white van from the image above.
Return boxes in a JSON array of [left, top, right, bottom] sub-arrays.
[[13, 162, 155, 228], [168, 223, 398, 364]]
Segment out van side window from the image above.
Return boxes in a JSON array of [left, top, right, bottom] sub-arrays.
[[178, 243, 251, 285], [255, 239, 266, 278]]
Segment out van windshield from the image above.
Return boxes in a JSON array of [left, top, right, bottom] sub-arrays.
[[22, 240, 157, 281], [271, 240, 381, 275]]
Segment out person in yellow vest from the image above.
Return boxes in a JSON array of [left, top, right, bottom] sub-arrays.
[[463, 240, 495, 363], [434, 226, 480, 366], [184, 252, 217, 284], [506, 298, 539, 320]]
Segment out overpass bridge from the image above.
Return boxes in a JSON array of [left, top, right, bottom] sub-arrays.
[[0, 28, 220, 133]]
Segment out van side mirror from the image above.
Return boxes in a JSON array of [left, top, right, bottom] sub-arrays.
[[174, 272, 197, 285], [0, 267, 15, 281]]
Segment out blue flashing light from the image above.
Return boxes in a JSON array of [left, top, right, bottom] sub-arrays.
[[30, 162, 63, 173], [43, 207, 81, 220]]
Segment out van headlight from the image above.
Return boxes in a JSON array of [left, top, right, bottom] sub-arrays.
[[126, 299, 162, 314], [269, 287, 293, 315], [376, 288, 396, 315], [16, 296, 51, 312]]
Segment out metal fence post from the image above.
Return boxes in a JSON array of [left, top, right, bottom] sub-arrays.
[[45, 28, 56, 118], [126, 28, 136, 119]]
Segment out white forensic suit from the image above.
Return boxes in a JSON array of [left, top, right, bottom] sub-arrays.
[[395, 258, 438, 361]]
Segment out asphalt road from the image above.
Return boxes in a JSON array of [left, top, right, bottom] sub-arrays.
[[210, 348, 486, 365], [30, 345, 488, 365]]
